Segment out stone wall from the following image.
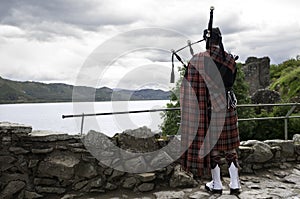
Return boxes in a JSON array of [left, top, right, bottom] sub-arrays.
[[1, 122, 300, 199]]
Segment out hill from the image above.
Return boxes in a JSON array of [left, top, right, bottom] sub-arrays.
[[270, 58, 300, 101], [0, 76, 170, 104]]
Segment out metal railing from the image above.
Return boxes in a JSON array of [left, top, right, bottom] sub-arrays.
[[62, 103, 299, 139]]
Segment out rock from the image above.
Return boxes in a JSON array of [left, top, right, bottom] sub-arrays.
[[0, 156, 16, 171], [31, 148, 54, 154], [150, 151, 174, 169], [35, 186, 66, 194], [293, 134, 300, 144], [137, 173, 156, 182], [89, 177, 104, 188], [0, 122, 32, 135], [37, 152, 80, 180], [0, 180, 25, 199], [169, 165, 197, 188], [28, 160, 39, 168], [28, 133, 75, 142], [293, 134, 300, 155], [0, 173, 29, 185], [34, 178, 58, 186], [273, 171, 289, 178], [123, 126, 156, 139], [60, 194, 78, 199], [118, 126, 160, 153], [68, 143, 84, 148], [153, 191, 185, 199], [244, 141, 273, 163], [122, 177, 137, 189], [24, 190, 43, 199], [9, 146, 29, 154], [249, 184, 261, 189], [75, 163, 97, 179], [124, 156, 147, 173], [283, 174, 299, 184], [218, 195, 239, 199], [108, 170, 125, 181], [188, 191, 210, 198], [137, 183, 155, 192], [104, 182, 118, 190], [73, 180, 89, 190], [264, 140, 295, 158]]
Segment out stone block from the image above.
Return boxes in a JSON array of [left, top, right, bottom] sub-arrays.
[[0, 180, 25, 199], [35, 186, 66, 194], [37, 152, 80, 180], [137, 183, 155, 192], [122, 177, 137, 189], [28, 160, 39, 168], [0, 156, 16, 171], [24, 190, 43, 199], [244, 141, 273, 163], [34, 178, 58, 186], [73, 180, 89, 190], [264, 140, 295, 158], [31, 148, 53, 154], [124, 156, 147, 173], [9, 146, 29, 154], [137, 173, 156, 182], [75, 163, 97, 179], [150, 151, 174, 170]]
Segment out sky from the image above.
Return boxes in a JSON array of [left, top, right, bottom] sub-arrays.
[[0, 0, 300, 90]]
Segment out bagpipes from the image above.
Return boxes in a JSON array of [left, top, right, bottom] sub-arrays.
[[170, 6, 238, 83]]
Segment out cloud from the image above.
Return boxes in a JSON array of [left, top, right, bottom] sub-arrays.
[[0, 0, 300, 89]]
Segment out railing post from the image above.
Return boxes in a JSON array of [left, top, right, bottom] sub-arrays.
[[80, 113, 85, 136], [284, 118, 288, 140], [284, 105, 296, 140]]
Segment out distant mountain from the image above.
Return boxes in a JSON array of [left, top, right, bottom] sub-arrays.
[[0, 76, 170, 104]]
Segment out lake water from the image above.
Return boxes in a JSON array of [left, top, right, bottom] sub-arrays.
[[0, 100, 169, 137]]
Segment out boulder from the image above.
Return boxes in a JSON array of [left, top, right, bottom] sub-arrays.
[[244, 141, 273, 163], [264, 140, 295, 158], [293, 134, 300, 155], [169, 165, 197, 188]]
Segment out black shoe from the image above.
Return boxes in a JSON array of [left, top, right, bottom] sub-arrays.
[[205, 184, 222, 194], [230, 188, 241, 195]]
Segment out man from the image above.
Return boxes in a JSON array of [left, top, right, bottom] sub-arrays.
[[180, 27, 241, 195]]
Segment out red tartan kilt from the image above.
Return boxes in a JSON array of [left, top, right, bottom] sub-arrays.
[[213, 107, 240, 151]]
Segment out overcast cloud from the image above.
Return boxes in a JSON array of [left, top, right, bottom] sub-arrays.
[[0, 0, 300, 89]]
